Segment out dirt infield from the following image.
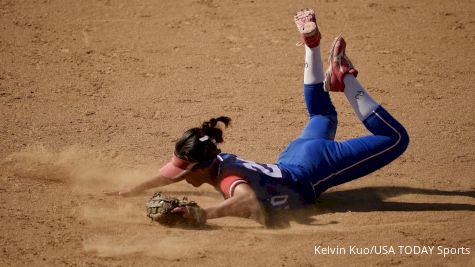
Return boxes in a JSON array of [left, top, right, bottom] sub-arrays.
[[1, 0, 474, 266]]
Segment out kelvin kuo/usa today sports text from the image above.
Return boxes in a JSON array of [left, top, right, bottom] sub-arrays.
[[314, 245, 471, 257]]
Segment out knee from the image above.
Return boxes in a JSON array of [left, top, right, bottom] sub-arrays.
[[394, 125, 410, 156]]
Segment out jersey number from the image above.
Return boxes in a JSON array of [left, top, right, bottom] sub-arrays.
[[240, 159, 283, 178], [270, 195, 289, 207]]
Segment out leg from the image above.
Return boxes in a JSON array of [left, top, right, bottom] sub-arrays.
[[343, 75, 379, 121], [296, 9, 338, 140], [313, 106, 409, 195], [324, 36, 380, 121], [313, 36, 409, 195], [300, 83, 338, 140]]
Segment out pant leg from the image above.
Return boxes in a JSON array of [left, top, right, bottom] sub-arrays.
[[300, 83, 338, 140], [312, 106, 409, 195]]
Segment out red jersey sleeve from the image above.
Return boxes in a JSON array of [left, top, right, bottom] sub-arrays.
[[218, 175, 248, 199]]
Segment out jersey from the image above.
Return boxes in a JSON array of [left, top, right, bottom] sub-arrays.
[[216, 153, 317, 210]]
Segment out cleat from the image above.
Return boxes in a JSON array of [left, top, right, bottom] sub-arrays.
[[323, 36, 358, 92], [294, 8, 321, 48]]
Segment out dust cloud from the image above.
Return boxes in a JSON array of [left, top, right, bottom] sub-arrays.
[[4, 145, 156, 188], [83, 234, 208, 258]]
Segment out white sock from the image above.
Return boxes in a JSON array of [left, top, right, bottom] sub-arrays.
[[304, 45, 325, 84], [343, 75, 380, 121]]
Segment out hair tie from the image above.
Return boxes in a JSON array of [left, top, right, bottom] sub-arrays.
[[199, 135, 216, 144]]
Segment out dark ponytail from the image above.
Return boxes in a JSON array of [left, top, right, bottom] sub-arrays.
[[201, 116, 231, 143], [174, 116, 231, 163]]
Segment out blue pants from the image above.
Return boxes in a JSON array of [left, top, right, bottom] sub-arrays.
[[277, 83, 409, 197]]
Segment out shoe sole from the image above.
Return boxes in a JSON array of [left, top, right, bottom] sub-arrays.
[[300, 22, 317, 36], [294, 8, 316, 32]]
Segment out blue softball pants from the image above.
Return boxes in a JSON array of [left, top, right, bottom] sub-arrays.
[[277, 83, 409, 197]]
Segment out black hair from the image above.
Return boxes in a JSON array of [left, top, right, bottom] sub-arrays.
[[174, 116, 231, 162]]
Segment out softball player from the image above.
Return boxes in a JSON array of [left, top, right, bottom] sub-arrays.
[[105, 9, 409, 224]]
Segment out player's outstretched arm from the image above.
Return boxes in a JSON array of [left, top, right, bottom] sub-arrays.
[[203, 183, 264, 222], [103, 174, 184, 197]]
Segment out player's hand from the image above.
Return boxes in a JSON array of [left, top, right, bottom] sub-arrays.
[[171, 206, 206, 224], [171, 206, 191, 218]]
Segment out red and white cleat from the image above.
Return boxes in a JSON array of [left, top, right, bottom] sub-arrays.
[[294, 8, 321, 48], [323, 36, 358, 92]]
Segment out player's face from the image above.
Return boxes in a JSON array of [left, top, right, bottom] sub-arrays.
[[185, 170, 208, 187], [186, 176, 204, 187], [185, 160, 217, 187]]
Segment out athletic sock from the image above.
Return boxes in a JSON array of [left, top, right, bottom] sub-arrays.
[[343, 75, 380, 121], [304, 45, 325, 84]]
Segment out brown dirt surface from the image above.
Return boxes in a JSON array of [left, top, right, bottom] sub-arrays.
[[1, 0, 474, 266]]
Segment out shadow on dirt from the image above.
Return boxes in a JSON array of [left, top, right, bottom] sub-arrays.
[[145, 186, 475, 230], [265, 186, 475, 229]]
